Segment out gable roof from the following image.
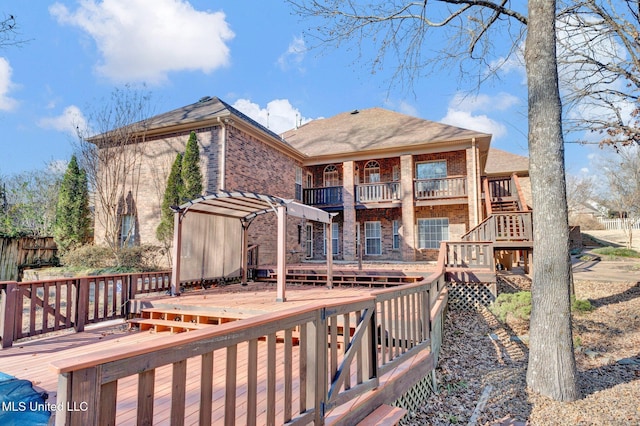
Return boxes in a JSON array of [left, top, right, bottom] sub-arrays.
[[281, 107, 492, 161], [88, 96, 304, 160], [139, 96, 284, 140], [484, 148, 529, 176]]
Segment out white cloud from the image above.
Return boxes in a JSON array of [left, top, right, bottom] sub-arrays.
[[50, 0, 234, 84], [277, 36, 306, 71], [441, 109, 507, 138], [38, 105, 88, 137], [0, 57, 18, 111], [440, 92, 521, 138], [489, 42, 526, 81], [233, 98, 314, 134]]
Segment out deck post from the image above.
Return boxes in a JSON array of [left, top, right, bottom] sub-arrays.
[[0, 282, 18, 349], [276, 205, 287, 302], [326, 221, 333, 289], [171, 211, 183, 296], [241, 221, 249, 286], [75, 278, 88, 333]]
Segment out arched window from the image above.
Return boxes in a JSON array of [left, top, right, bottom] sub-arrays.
[[323, 165, 340, 187], [364, 161, 380, 183]]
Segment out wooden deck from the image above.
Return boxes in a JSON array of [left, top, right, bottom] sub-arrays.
[[1, 283, 442, 425]]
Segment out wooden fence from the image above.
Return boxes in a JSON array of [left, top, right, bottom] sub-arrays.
[[0, 236, 58, 281], [0, 271, 171, 348], [51, 270, 448, 425]]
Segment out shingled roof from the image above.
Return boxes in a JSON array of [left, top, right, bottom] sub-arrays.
[[281, 107, 492, 158], [484, 148, 529, 176]]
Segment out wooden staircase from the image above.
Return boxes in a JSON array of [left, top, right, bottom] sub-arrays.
[[128, 307, 248, 333], [445, 174, 533, 281]]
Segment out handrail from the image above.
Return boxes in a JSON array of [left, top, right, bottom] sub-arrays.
[[511, 173, 529, 211], [1, 271, 171, 349], [483, 178, 493, 217], [461, 211, 533, 243], [51, 271, 448, 425]]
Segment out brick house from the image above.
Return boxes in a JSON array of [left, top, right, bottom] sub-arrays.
[[93, 96, 529, 269]]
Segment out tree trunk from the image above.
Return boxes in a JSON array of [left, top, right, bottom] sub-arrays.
[[525, 0, 580, 401]]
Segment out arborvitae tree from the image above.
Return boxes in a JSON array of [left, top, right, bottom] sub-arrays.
[[181, 131, 203, 201], [156, 152, 184, 243], [54, 155, 91, 253]]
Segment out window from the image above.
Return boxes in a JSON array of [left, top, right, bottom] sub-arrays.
[[120, 214, 136, 247], [323, 223, 339, 256], [417, 218, 449, 249], [392, 165, 400, 181], [392, 220, 400, 249], [295, 166, 303, 200], [416, 161, 448, 195], [323, 165, 340, 187], [416, 160, 447, 179], [364, 221, 381, 255], [305, 172, 313, 188], [305, 223, 313, 258], [364, 161, 380, 183]]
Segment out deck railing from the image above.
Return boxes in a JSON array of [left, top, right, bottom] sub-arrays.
[[0, 271, 171, 348], [462, 212, 533, 243], [356, 182, 401, 203], [51, 270, 448, 425], [414, 176, 466, 200], [303, 186, 343, 206]]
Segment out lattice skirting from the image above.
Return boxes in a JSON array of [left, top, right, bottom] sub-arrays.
[[393, 371, 437, 420], [447, 282, 496, 310]]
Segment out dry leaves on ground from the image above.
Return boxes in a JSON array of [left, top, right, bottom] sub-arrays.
[[402, 278, 640, 426]]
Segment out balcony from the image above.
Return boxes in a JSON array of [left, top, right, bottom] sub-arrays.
[[414, 176, 467, 200], [303, 186, 343, 206], [356, 182, 401, 203]]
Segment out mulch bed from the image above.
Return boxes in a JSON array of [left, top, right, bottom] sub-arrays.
[[401, 277, 640, 425]]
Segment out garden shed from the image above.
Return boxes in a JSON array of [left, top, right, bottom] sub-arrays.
[[171, 191, 334, 301]]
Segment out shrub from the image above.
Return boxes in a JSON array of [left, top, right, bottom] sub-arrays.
[[61, 245, 112, 269], [571, 297, 594, 312], [490, 291, 532, 322], [61, 244, 163, 272]]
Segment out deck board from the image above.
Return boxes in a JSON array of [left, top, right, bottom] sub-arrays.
[[1, 283, 431, 425]]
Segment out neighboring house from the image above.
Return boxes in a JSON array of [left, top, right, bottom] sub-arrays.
[[92, 96, 530, 268]]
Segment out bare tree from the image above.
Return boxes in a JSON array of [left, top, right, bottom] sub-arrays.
[[288, 0, 579, 401], [558, 0, 640, 146], [76, 86, 153, 265], [600, 145, 640, 248], [1, 13, 28, 49]]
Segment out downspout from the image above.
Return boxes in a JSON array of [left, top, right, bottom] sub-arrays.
[[472, 138, 480, 227], [217, 117, 228, 191]]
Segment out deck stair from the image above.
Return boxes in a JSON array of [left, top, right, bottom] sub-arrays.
[[256, 267, 424, 287], [128, 308, 245, 333]]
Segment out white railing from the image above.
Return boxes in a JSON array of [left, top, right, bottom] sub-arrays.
[[356, 182, 401, 203], [598, 218, 640, 231]]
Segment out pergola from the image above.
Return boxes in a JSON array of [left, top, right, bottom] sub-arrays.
[[170, 191, 334, 302]]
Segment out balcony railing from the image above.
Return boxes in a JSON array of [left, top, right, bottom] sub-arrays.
[[356, 182, 401, 203], [303, 186, 343, 206], [414, 177, 467, 200]]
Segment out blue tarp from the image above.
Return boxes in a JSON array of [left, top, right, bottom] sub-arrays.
[[0, 372, 51, 426]]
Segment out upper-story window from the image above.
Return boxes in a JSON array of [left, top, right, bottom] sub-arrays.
[[364, 161, 380, 183], [324, 165, 340, 187], [392, 165, 400, 181], [416, 160, 447, 179], [295, 166, 303, 200]]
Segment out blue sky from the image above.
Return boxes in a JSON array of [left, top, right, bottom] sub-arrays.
[[1, 0, 600, 177]]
